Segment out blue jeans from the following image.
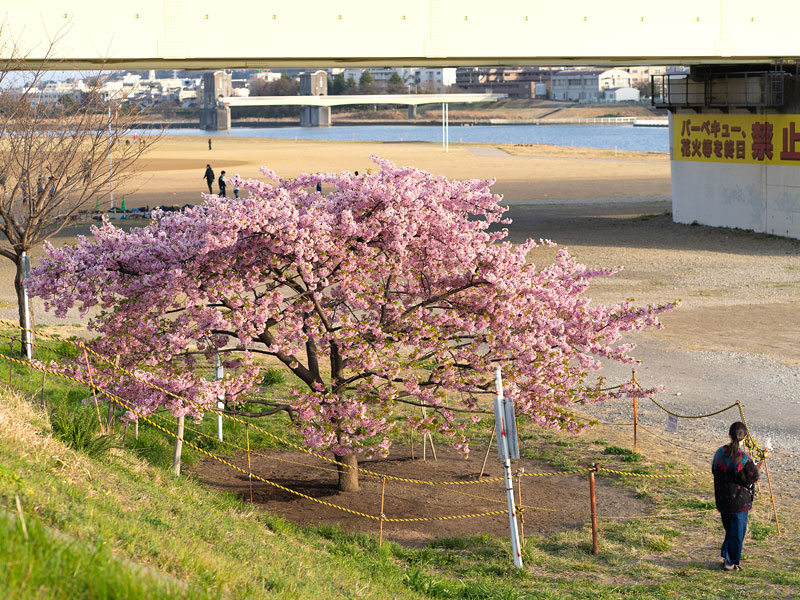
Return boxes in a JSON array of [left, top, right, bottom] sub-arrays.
[[720, 511, 748, 565]]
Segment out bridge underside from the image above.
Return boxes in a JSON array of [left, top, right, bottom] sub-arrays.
[[4, 1, 800, 70]]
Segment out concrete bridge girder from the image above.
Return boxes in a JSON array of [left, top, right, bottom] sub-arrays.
[[4, 1, 800, 69]]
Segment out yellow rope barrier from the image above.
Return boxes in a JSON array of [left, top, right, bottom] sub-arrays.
[[648, 396, 739, 419], [0, 349, 736, 529], [0, 352, 521, 523], [597, 467, 707, 479], [0, 320, 591, 486]]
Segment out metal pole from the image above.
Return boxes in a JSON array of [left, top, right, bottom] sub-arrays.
[[494, 367, 523, 569], [246, 422, 253, 503], [445, 103, 449, 152], [441, 103, 445, 149], [215, 352, 224, 441], [108, 107, 114, 210], [21, 252, 31, 360], [589, 465, 599, 555], [516, 469, 525, 547]]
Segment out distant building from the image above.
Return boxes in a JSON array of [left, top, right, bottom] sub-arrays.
[[414, 68, 456, 93], [623, 66, 668, 88], [456, 67, 555, 99], [300, 71, 328, 96], [550, 69, 635, 102]]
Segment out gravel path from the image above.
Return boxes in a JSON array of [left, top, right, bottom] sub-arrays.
[[503, 199, 800, 497]]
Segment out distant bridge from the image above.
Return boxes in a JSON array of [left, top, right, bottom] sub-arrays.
[[220, 93, 503, 108]]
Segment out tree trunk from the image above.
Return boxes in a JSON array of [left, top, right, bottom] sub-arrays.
[[335, 454, 359, 492], [13, 252, 34, 358]]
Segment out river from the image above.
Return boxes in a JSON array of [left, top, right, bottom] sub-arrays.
[[160, 123, 669, 153]]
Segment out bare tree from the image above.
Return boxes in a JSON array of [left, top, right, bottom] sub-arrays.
[[0, 28, 157, 354]]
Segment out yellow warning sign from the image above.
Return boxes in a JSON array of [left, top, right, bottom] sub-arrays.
[[673, 114, 800, 166]]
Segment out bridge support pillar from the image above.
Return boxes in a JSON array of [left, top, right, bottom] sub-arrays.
[[667, 67, 800, 239], [200, 106, 230, 131], [408, 105, 417, 119], [300, 106, 331, 127]]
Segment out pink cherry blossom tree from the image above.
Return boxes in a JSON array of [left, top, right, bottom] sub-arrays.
[[29, 157, 677, 490]]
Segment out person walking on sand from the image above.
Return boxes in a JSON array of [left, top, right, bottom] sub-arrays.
[[208, 138, 212, 151], [218, 170, 227, 197], [712, 422, 759, 571], [203, 164, 215, 194]]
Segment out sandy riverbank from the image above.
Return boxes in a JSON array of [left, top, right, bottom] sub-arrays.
[[114, 136, 671, 210]]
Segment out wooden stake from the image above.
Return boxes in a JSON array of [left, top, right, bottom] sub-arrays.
[[410, 425, 414, 460], [8, 341, 13, 383], [421, 406, 427, 461], [379, 475, 387, 548], [428, 433, 437, 461], [478, 424, 496, 479], [134, 418, 139, 440], [106, 355, 120, 433], [81, 344, 105, 435], [632, 370, 638, 451], [516, 470, 525, 548], [246, 422, 253, 503], [589, 465, 599, 555], [171, 414, 185, 477], [39, 370, 46, 409], [762, 458, 781, 537]]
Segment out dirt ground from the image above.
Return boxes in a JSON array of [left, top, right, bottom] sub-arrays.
[[189, 445, 648, 546]]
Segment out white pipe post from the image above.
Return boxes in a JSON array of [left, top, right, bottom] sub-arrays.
[[21, 252, 31, 360], [442, 102, 445, 149], [445, 103, 449, 152], [108, 107, 114, 210], [215, 352, 224, 441], [495, 367, 523, 569]]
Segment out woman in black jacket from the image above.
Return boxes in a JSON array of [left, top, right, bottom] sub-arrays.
[[711, 422, 759, 571]]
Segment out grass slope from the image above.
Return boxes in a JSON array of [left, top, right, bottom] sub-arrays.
[[0, 387, 423, 600], [1, 341, 799, 599]]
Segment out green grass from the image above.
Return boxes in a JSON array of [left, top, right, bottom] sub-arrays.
[[0, 513, 195, 600]]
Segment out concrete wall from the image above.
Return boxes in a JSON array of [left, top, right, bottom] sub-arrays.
[[670, 113, 800, 239]]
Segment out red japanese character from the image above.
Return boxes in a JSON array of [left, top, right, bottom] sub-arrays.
[[724, 140, 735, 158], [713, 140, 723, 157], [751, 122, 774, 160], [692, 139, 702, 156], [680, 120, 692, 137], [710, 121, 720, 137], [779, 122, 800, 161], [736, 140, 746, 159], [681, 138, 692, 157], [702, 139, 713, 158]]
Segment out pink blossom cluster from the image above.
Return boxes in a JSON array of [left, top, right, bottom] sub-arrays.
[[29, 156, 678, 456]]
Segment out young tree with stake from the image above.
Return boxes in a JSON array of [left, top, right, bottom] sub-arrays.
[[0, 28, 155, 353], [29, 157, 678, 490]]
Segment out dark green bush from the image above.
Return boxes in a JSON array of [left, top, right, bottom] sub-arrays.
[[50, 403, 115, 458]]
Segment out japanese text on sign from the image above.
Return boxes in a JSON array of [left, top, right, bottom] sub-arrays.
[[673, 114, 800, 166]]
